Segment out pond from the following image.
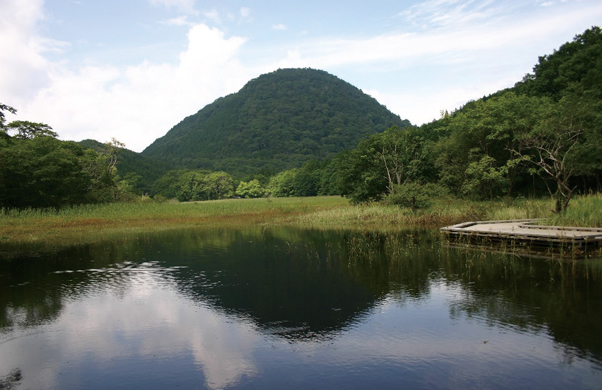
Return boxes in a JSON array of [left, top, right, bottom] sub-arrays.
[[1, 228, 601, 389]]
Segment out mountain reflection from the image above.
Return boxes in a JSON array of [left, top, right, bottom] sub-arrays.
[[1, 227, 602, 376]]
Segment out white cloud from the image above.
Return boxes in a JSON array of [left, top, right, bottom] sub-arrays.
[[161, 15, 191, 26], [204, 9, 221, 24], [148, 0, 197, 14], [398, 0, 506, 29], [272, 24, 287, 31], [16, 23, 250, 152], [0, 0, 58, 102], [0, 272, 260, 390], [240, 7, 251, 19]]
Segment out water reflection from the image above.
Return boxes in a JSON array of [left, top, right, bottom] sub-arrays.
[[0, 228, 601, 389]]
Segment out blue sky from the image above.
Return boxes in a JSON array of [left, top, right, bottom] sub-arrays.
[[1, 0, 601, 152]]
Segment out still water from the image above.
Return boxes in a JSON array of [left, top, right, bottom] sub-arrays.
[[1, 228, 601, 389]]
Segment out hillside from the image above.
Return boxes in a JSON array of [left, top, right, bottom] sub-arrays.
[[142, 68, 410, 176], [79, 139, 178, 194]]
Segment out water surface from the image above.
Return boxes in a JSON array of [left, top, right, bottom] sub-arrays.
[[1, 228, 601, 389]]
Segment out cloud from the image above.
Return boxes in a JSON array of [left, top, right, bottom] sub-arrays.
[[15, 23, 250, 152], [204, 9, 221, 24], [269, 0, 602, 123], [1, 272, 260, 390], [148, 0, 197, 14], [398, 0, 507, 30], [272, 24, 287, 31], [161, 15, 192, 26], [0, 0, 59, 102], [240, 7, 251, 19]]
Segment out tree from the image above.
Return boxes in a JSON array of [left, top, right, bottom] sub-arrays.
[[203, 171, 235, 200], [151, 169, 190, 198], [267, 169, 298, 197], [0, 137, 92, 208], [236, 180, 265, 198], [336, 126, 431, 203], [0, 103, 17, 134], [511, 96, 592, 213], [174, 171, 207, 201], [435, 92, 552, 198], [376, 126, 428, 193], [5, 121, 58, 139], [516, 27, 602, 99]]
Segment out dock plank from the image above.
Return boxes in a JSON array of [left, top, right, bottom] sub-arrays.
[[441, 219, 602, 253]]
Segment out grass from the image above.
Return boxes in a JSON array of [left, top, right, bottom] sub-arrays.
[[547, 193, 602, 227], [1, 194, 600, 253]]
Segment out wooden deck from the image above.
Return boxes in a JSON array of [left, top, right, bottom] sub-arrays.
[[441, 219, 602, 253]]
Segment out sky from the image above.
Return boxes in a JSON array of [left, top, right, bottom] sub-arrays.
[[1, 0, 602, 152]]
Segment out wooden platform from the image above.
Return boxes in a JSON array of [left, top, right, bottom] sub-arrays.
[[441, 219, 602, 254]]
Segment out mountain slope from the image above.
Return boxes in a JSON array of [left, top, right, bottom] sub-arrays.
[[142, 68, 410, 176]]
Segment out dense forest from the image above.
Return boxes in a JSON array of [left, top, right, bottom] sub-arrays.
[[142, 68, 410, 176], [1, 26, 601, 212]]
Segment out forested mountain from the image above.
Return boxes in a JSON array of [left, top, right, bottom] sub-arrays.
[[142, 68, 410, 176]]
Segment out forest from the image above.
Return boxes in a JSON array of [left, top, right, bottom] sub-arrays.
[[1, 26, 601, 213]]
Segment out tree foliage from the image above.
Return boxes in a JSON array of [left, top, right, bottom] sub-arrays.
[[335, 126, 433, 203], [0, 104, 129, 209]]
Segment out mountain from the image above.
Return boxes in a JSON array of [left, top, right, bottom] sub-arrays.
[[142, 68, 411, 176]]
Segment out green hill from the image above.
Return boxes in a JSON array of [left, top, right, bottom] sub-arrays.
[[142, 68, 410, 176]]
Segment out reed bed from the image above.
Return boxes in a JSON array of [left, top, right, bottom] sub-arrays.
[[293, 197, 554, 230], [547, 193, 602, 227], [1, 194, 600, 252]]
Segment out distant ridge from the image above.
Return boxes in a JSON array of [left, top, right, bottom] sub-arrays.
[[142, 68, 410, 176]]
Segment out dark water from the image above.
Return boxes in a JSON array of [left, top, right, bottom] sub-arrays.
[[1, 228, 601, 390]]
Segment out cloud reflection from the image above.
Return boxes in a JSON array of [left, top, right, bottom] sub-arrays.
[[0, 269, 259, 390]]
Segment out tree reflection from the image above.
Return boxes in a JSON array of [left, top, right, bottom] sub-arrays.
[[1, 227, 601, 365], [0, 369, 22, 389]]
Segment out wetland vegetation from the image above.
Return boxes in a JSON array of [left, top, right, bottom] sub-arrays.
[[1, 193, 601, 257]]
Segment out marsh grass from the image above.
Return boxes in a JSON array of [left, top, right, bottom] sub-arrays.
[[294, 196, 554, 230], [0, 197, 350, 248], [1, 194, 600, 253], [546, 193, 602, 227]]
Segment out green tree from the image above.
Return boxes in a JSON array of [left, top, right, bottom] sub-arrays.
[[151, 169, 191, 198], [336, 126, 431, 203], [511, 95, 594, 213], [0, 137, 92, 208], [203, 171, 235, 200], [174, 171, 207, 201], [236, 179, 265, 198], [267, 169, 298, 197], [5, 120, 58, 139], [435, 92, 545, 198]]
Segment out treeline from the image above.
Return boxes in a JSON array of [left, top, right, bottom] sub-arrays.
[[149, 158, 339, 201], [0, 104, 142, 209]]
